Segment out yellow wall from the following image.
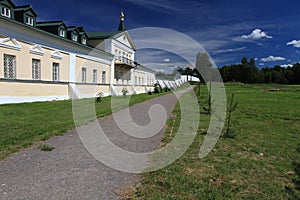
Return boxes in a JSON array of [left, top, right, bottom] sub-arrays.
[[76, 84, 110, 96], [0, 37, 70, 82], [75, 56, 110, 84], [0, 81, 68, 97]]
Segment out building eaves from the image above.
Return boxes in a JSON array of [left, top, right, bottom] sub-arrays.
[[86, 31, 122, 39], [36, 20, 66, 27]]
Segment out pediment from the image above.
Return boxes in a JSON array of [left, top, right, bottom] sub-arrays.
[[0, 37, 21, 50], [51, 50, 63, 59], [30, 44, 44, 55], [114, 32, 136, 50]]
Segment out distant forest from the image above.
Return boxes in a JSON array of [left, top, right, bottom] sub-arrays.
[[178, 57, 300, 84]]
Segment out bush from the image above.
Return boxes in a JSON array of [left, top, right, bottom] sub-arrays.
[[148, 91, 153, 95], [121, 88, 129, 97], [153, 83, 161, 94], [163, 87, 170, 92], [96, 92, 103, 102]]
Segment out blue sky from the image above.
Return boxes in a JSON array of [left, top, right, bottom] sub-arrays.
[[14, 0, 300, 72]]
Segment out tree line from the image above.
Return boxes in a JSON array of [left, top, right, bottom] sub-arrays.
[[178, 56, 300, 84]]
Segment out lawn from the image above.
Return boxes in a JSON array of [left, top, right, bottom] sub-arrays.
[[0, 89, 174, 160], [127, 83, 300, 199]]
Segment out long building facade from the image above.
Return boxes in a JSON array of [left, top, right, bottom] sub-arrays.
[[0, 0, 156, 104]]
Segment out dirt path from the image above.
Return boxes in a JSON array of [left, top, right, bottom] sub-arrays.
[[0, 87, 193, 200]]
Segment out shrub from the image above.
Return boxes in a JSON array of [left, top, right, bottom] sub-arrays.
[[153, 83, 161, 94], [96, 92, 103, 102], [223, 93, 238, 138], [121, 88, 129, 97], [163, 87, 170, 92]]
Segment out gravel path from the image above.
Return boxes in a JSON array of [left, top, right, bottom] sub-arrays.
[[0, 87, 193, 200]]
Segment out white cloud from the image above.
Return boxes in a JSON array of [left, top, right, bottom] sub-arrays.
[[261, 56, 285, 62], [287, 40, 300, 48], [122, 0, 178, 12], [240, 29, 273, 40], [259, 63, 265, 66], [281, 64, 293, 68], [213, 47, 246, 54], [163, 58, 170, 62]]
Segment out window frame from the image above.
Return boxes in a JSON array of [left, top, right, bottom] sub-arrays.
[[3, 54, 16, 79], [102, 71, 106, 84], [32, 59, 41, 80], [59, 29, 65, 37], [52, 62, 60, 82], [93, 69, 97, 84], [81, 67, 87, 83], [1, 5, 10, 18], [72, 33, 78, 42], [26, 16, 34, 26], [81, 37, 86, 45]]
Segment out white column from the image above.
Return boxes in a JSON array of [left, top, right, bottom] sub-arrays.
[[69, 53, 76, 83], [109, 60, 115, 95]]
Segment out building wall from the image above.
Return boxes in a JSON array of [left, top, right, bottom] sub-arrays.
[[134, 69, 155, 86], [0, 81, 69, 104], [0, 36, 70, 81], [113, 46, 133, 61], [75, 56, 110, 84], [0, 33, 113, 104]]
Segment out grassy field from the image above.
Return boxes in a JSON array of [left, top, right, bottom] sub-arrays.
[[0, 90, 173, 160], [127, 83, 300, 199]]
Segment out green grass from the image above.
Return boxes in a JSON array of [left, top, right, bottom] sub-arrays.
[[38, 144, 55, 151], [0, 86, 184, 160], [128, 83, 300, 199]]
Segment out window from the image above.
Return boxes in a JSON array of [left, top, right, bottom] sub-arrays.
[[32, 59, 41, 80], [81, 37, 86, 45], [93, 69, 97, 84], [142, 78, 144, 85], [102, 71, 106, 84], [1, 6, 10, 18], [52, 62, 59, 82], [81, 68, 86, 83], [26, 16, 34, 26], [59, 29, 65, 37], [138, 77, 141, 85], [3, 54, 16, 79], [72, 34, 78, 42], [135, 76, 137, 85]]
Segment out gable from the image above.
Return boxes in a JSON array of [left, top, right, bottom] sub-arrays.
[[115, 32, 136, 50], [0, 0, 15, 8], [51, 50, 63, 60], [30, 44, 44, 55], [59, 24, 67, 30], [0, 37, 21, 50], [24, 9, 36, 17]]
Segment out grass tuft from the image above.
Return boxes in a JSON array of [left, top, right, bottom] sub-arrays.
[[38, 144, 55, 152]]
